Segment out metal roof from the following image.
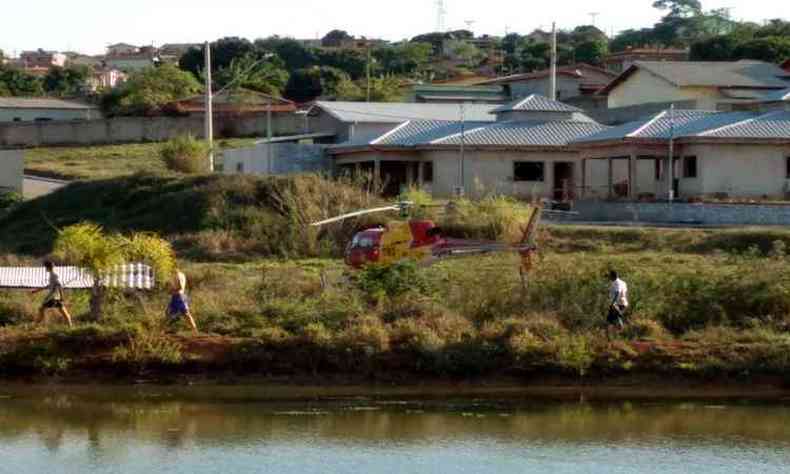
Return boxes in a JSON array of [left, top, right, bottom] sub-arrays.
[[313, 101, 498, 123], [437, 121, 609, 146], [372, 120, 489, 146], [634, 61, 790, 88], [0, 264, 154, 290], [491, 94, 582, 114], [574, 109, 790, 143], [0, 97, 98, 110]]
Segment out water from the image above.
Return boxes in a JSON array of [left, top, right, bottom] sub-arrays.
[[0, 385, 789, 473]]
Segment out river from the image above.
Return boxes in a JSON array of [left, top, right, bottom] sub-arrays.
[[0, 385, 788, 473]]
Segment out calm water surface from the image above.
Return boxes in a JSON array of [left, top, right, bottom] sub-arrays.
[[0, 385, 789, 473]]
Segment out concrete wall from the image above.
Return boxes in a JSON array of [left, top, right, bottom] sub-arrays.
[[0, 150, 23, 193], [0, 108, 98, 122], [687, 143, 790, 198], [567, 200, 790, 226], [0, 113, 303, 148], [223, 143, 331, 176], [608, 69, 721, 109]]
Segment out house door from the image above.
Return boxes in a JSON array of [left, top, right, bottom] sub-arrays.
[[554, 162, 575, 201]]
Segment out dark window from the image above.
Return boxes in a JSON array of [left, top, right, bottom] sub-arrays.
[[683, 156, 697, 178], [786, 157, 790, 179], [514, 162, 545, 182], [12, 117, 22, 122], [423, 162, 434, 183], [653, 158, 662, 181]]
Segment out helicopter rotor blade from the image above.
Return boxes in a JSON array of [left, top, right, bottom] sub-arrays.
[[310, 206, 401, 227]]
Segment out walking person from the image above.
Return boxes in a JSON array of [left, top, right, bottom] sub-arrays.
[[165, 268, 198, 335], [606, 270, 629, 340], [31, 261, 73, 328]]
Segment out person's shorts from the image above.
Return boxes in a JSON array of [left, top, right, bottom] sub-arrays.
[[167, 294, 190, 319], [607, 305, 626, 326], [41, 299, 64, 310]]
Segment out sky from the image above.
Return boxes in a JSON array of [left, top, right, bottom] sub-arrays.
[[2, 0, 790, 56]]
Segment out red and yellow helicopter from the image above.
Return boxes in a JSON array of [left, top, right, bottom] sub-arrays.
[[311, 200, 550, 285]]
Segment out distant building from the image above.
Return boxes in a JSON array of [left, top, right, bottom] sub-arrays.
[[159, 43, 200, 62], [87, 68, 127, 91], [64, 52, 103, 68], [20, 49, 67, 69], [477, 63, 617, 102], [603, 47, 689, 74], [409, 84, 507, 104], [525, 30, 553, 44], [0, 97, 100, 122], [600, 60, 790, 110], [164, 89, 296, 116], [106, 43, 140, 56]]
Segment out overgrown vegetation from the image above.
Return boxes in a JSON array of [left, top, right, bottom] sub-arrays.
[[3, 174, 790, 380], [159, 135, 211, 174]]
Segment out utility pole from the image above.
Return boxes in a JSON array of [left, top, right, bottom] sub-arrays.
[[204, 41, 214, 172], [457, 103, 466, 197], [366, 45, 372, 102], [668, 104, 675, 202], [550, 22, 557, 101], [266, 98, 273, 175]]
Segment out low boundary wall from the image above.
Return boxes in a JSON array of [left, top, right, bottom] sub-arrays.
[[0, 150, 23, 193]]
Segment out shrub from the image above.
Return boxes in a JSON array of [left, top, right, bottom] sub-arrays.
[[555, 335, 595, 377], [160, 135, 211, 174], [623, 318, 668, 340], [112, 330, 184, 370], [0, 190, 22, 210], [357, 262, 433, 299]]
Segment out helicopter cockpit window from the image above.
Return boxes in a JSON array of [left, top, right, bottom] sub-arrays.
[[352, 235, 376, 248]]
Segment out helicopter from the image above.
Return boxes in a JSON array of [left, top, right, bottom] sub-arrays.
[[311, 200, 553, 287]]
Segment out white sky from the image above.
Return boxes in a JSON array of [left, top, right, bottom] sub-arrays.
[[3, 0, 790, 56]]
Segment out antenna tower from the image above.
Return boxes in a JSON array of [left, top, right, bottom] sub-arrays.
[[589, 12, 600, 26], [435, 0, 447, 32]]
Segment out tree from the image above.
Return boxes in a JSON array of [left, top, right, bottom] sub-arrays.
[[179, 37, 257, 77], [690, 35, 740, 60], [53, 223, 175, 320], [102, 63, 202, 116], [254, 37, 317, 71], [0, 67, 44, 96], [316, 49, 369, 79], [322, 30, 353, 47], [373, 42, 432, 76], [410, 32, 447, 55], [284, 66, 349, 102], [445, 40, 484, 67], [652, 0, 702, 18], [213, 53, 289, 96], [575, 39, 609, 65], [611, 28, 658, 52], [733, 37, 790, 63], [43, 65, 91, 97]]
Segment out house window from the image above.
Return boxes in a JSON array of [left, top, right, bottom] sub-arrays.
[[654, 159, 662, 181], [683, 156, 698, 179], [422, 162, 433, 183], [514, 162, 545, 182]]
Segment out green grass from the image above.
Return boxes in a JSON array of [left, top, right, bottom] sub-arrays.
[[24, 139, 257, 180], [4, 174, 790, 379]]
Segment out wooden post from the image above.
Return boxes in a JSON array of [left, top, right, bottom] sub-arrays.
[[580, 159, 586, 199], [629, 153, 637, 200], [607, 156, 614, 199]]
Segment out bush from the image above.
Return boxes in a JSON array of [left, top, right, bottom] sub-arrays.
[[160, 135, 211, 174], [357, 261, 433, 299], [0, 190, 22, 210]]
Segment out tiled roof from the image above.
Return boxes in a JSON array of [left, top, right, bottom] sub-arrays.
[[574, 109, 790, 143], [0, 97, 98, 110], [437, 121, 609, 146], [492, 94, 581, 114], [313, 101, 497, 123], [634, 60, 790, 88]]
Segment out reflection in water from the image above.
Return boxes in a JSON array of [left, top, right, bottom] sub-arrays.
[[0, 388, 789, 473]]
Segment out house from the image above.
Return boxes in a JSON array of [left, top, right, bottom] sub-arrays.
[[19, 49, 67, 69], [477, 63, 617, 102], [165, 89, 296, 116], [328, 95, 609, 197], [105, 45, 159, 72], [600, 60, 790, 110], [106, 43, 140, 56], [87, 68, 127, 91], [573, 99, 790, 200], [603, 47, 689, 74], [159, 43, 200, 62], [307, 101, 499, 145], [409, 85, 507, 104], [0, 97, 100, 122]]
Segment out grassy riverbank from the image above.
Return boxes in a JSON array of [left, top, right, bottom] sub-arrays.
[[2, 175, 790, 383]]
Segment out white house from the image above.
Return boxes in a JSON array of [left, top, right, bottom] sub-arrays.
[[0, 98, 100, 122]]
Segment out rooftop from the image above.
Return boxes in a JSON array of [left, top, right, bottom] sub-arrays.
[[312, 101, 498, 123], [491, 94, 582, 114], [0, 97, 98, 110], [601, 60, 790, 94], [478, 64, 616, 85]]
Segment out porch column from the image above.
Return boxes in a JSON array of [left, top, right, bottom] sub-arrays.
[[628, 153, 638, 200], [354, 162, 361, 178], [374, 159, 381, 189], [607, 156, 614, 199], [580, 159, 587, 199], [417, 161, 425, 187]]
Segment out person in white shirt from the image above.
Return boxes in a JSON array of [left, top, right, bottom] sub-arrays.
[[606, 270, 629, 339], [31, 261, 73, 328], [164, 269, 198, 335]]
